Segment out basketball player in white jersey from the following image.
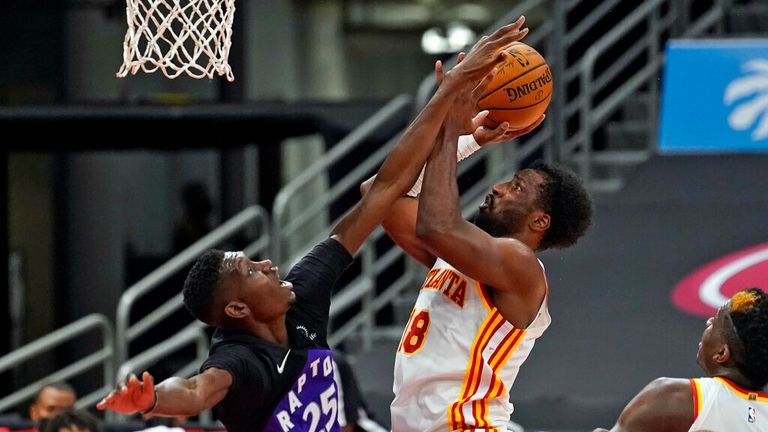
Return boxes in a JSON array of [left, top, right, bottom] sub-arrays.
[[361, 35, 593, 432], [97, 21, 531, 432], [594, 287, 768, 432]]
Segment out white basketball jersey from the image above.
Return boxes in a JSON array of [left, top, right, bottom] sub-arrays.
[[391, 258, 551, 432], [690, 377, 768, 431]]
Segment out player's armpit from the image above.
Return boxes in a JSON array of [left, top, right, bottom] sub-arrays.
[[416, 219, 542, 296]]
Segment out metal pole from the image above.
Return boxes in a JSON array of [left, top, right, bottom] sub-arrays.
[[551, 0, 568, 163]]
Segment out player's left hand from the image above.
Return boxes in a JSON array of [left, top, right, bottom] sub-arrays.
[[97, 371, 156, 414]]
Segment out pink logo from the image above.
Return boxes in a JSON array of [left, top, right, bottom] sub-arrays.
[[671, 242, 768, 317]]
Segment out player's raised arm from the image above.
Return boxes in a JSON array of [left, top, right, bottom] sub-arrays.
[[331, 18, 530, 257], [414, 65, 545, 300]]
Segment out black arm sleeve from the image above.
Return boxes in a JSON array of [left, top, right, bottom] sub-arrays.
[[284, 237, 353, 328]]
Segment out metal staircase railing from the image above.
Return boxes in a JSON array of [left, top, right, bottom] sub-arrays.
[[564, 0, 734, 191], [0, 314, 113, 413]]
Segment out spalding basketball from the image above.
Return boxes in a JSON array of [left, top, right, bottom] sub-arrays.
[[478, 42, 553, 130]]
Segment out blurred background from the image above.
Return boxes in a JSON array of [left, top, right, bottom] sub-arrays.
[[1, 0, 767, 431]]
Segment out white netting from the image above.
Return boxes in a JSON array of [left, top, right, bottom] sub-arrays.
[[117, 0, 236, 81]]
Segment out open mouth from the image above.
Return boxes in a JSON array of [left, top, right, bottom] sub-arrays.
[[281, 280, 293, 290], [479, 193, 493, 210]]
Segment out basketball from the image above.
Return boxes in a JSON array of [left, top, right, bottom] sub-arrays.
[[477, 42, 553, 130]]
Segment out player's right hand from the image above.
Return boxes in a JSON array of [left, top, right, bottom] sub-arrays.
[[97, 371, 155, 414], [444, 16, 529, 85]]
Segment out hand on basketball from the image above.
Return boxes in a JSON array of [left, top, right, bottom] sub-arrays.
[[473, 114, 546, 146], [443, 71, 499, 136], [441, 16, 528, 86], [97, 371, 156, 414]]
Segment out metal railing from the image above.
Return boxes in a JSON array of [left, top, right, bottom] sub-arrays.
[[0, 314, 113, 413], [115, 204, 270, 380], [565, 0, 733, 189], [271, 94, 412, 265], [115, 321, 212, 423]]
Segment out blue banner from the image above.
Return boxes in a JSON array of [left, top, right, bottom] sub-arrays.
[[659, 39, 768, 153]]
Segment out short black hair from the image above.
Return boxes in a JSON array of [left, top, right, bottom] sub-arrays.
[[42, 408, 99, 432], [39, 382, 76, 398], [182, 249, 225, 323], [727, 287, 768, 388], [528, 160, 593, 250]]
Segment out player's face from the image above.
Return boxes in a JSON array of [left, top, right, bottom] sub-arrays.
[[29, 387, 76, 421], [222, 252, 295, 321], [475, 169, 547, 237], [696, 304, 728, 374]]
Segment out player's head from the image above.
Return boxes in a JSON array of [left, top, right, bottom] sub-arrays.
[[697, 287, 768, 389], [474, 160, 592, 251], [182, 250, 295, 328], [29, 382, 76, 421], [40, 408, 99, 432]]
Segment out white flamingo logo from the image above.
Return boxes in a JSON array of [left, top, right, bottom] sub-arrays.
[[724, 59, 768, 141]]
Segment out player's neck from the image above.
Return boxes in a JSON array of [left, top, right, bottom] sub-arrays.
[[511, 231, 541, 252], [236, 316, 290, 347], [713, 369, 760, 391]]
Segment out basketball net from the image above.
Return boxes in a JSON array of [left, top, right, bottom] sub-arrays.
[[117, 0, 236, 81]]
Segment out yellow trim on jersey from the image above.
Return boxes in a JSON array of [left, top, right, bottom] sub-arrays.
[[691, 378, 702, 419], [448, 311, 504, 429], [475, 281, 494, 312], [474, 327, 527, 426], [713, 377, 768, 402]]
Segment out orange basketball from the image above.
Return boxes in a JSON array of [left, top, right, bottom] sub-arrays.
[[478, 42, 553, 130]]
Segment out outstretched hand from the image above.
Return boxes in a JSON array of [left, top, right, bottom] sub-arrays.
[[436, 16, 528, 86], [97, 371, 156, 414]]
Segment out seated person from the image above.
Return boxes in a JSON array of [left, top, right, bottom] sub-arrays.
[[29, 383, 76, 423], [39, 409, 98, 432]]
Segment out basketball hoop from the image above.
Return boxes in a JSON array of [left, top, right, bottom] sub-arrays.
[[117, 0, 236, 81]]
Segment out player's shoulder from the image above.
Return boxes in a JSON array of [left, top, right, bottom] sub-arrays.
[[495, 236, 540, 265], [638, 377, 693, 406]]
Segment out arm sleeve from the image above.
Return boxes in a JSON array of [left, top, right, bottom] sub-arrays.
[[285, 237, 353, 325]]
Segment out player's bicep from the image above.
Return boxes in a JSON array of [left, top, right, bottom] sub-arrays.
[[381, 197, 435, 268], [192, 368, 234, 410]]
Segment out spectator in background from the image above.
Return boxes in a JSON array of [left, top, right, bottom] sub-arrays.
[[173, 182, 214, 253], [39, 408, 99, 432], [29, 383, 76, 422]]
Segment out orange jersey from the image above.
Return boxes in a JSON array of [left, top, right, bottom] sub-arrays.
[[391, 258, 550, 431], [690, 377, 768, 431]]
